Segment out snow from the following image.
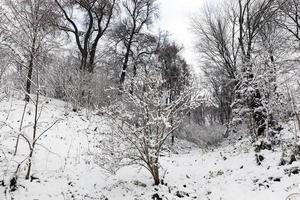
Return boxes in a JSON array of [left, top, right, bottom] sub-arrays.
[[0, 95, 300, 200]]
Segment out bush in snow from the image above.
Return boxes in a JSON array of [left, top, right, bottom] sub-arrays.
[[280, 142, 300, 166], [94, 68, 194, 185]]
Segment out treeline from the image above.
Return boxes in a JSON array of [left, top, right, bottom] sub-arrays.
[[0, 0, 190, 109], [193, 0, 300, 144]]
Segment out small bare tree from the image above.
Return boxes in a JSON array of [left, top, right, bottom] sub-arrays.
[[0, 74, 60, 193], [95, 67, 194, 185]]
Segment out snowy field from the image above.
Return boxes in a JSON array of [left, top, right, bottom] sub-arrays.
[[0, 96, 300, 200]]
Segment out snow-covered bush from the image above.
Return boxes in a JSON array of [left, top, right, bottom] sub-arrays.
[[280, 142, 300, 166], [95, 68, 194, 185]]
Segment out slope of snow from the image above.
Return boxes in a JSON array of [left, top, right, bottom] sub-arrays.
[[0, 95, 299, 200]]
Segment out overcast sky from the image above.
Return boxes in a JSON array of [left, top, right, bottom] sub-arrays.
[[157, 0, 206, 69]]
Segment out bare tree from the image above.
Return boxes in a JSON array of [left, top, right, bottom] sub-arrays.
[[1, 0, 57, 102], [157, 39, 190, 143], [277, 0, 300, 42], [115, 0, 158, 85], [158, 40, 190, 99], [54, 0, 117, 73], [193, 5, 238, 124], [96, 66, 194, 185]]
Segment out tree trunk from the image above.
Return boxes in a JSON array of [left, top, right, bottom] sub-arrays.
[[152, 165, 160, 185], [25, 35, 36, 102], [26, 81, 39, 180], [120, 27, 135, 86], [25, 150, 33, 180], [25, 55, 34, 102]]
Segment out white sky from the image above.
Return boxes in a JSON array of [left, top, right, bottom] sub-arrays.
[[157, 0, 206, 69]]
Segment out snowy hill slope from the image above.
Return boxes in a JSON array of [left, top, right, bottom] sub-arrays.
[[0, 96, 299, 200]]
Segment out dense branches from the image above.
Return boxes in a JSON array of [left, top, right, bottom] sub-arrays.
[[193, 0, 298, 142], [0, 0, 57, 102], [96, 61, 193, 185], [193, 6, 238, 124]]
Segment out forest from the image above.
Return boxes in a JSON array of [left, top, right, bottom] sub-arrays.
[[0, 0, 299, 199]]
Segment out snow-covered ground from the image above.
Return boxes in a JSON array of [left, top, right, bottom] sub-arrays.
[[0, 95, 300, 200]]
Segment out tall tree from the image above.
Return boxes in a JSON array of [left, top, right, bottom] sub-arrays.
[[54, 0, 117, 73], [232, 0, 281, 139], [1, 0, 57, 102], [193, 6, 238, 124], [158, 41, 190, 100], [116, 0, 158, 85]]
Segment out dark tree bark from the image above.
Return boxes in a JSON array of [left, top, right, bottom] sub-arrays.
[[118, 0, 157, 85], [278, 0, 300, 42], [3, 0, 56, 102], [25, 35, 37, 102], [54, 0, 116, 73]]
